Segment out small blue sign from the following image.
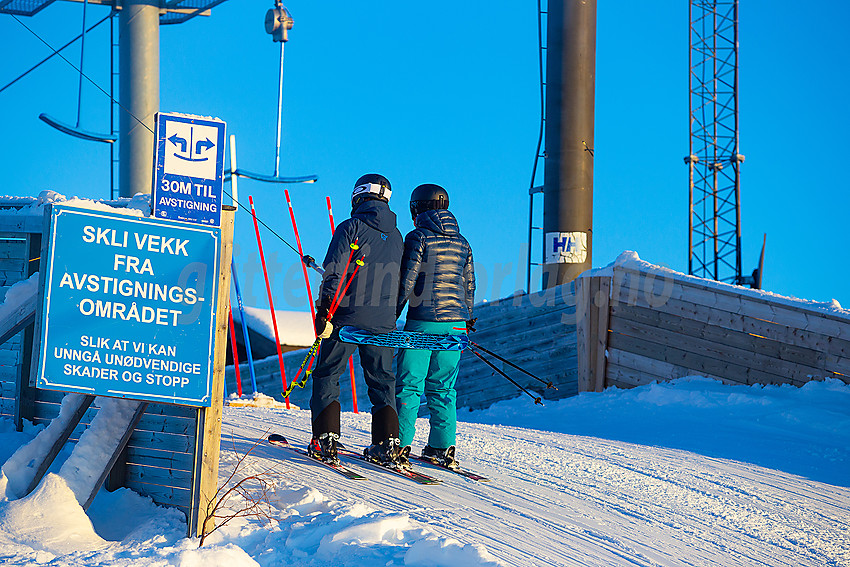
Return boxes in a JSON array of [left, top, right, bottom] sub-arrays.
[[152, 112, 226, 227], [36, 206, 221, 407]]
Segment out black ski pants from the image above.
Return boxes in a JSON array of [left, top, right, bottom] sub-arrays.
[[310, 332, 398, 443]]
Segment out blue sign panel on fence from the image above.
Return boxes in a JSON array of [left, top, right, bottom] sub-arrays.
[[36, 206, 221, 407], [152, 112, 226, 227]]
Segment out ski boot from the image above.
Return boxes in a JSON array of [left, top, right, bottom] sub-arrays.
[[422, 445, 459, 470], [308, 432, 340, 466], [363, 438, 402, 467], [397, 445, 412, 470]]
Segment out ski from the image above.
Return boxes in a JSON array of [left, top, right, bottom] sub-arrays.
[[267, 434, 367, 480], [410, 455, 491, 482], [338, 326, 469, 351], [336, 446, 442, 485]]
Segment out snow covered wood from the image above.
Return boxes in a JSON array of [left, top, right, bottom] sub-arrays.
[[577, 253, 850, 391], [0, 393, 95, 498], [57, 398, 147, 509], [0, 230, 41, 428], [0, 293, 36, 348]]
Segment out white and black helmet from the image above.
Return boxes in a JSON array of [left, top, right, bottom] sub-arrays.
[[352, 173, 391, 207]]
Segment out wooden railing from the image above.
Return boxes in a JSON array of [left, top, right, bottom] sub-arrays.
[[226, 282, 580, 413], [577, 264, 850, 391], [455, 282, 578, 410]]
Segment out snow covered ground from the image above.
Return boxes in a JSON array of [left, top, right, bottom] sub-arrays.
[[0, 377, 848, 566]]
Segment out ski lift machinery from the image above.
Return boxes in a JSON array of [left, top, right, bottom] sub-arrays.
[[37, 0, 116, 144], [226, 1, 318, 186], [1, 0, 315, 198]]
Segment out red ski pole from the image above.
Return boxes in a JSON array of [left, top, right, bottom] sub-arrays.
[[248, 195, 290, 409], [326, 196, 336, 232], [330, 255, 365, 315], [284, 189, 316, 324], [283, 253, 365, 397], [228, 303, 242, 397], [329, 241, 358, 313], [327, 196, 358, 414]]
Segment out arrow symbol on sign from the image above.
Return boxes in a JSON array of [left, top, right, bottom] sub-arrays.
[[196, 137, 214, 154], [169, 133, 188, 153]]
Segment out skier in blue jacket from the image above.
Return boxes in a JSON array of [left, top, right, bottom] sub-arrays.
[[395, 184, 475, 469], [309, 173, 405, 467]]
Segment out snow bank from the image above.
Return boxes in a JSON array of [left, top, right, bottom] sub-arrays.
[[468, 376, 850, 486], [265, 477, 501, 566], [584, 250, 849, 318], [0, 393, 90, 499], [0, 473, 108, 556], [0, 190, 151, 218], [232, 305, 315, 347], [226, 392, 293, 409]]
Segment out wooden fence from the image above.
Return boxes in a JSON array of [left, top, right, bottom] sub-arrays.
[[454, 281, 578, 410], [226, 281, 580, 413], [577, 264, 850, 392], [0, 206, 234, 536]]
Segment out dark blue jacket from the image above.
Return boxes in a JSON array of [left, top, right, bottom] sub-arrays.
[[318, 199, 403, 333], [397, 209, 475, 322]]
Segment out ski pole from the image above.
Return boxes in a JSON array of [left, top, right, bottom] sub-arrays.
[[281, 253, 366, 398], [284, 189, 323, 382], [329, 242, 359, 314], [228, 303, 242, 397], [330, 255, 365, 315], [468, 346, 543, 405], [249, 195, 290, 409], [231, 260, 258, 395], [284, 189, 316, 323], [469, 341, 557, 390], [284, 338, 320, 397], [326, 196, 336, 232], [291, 241, 359, 392], [327, 196, 358, 414]]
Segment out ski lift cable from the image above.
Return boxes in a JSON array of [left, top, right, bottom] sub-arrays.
[[222, 187, 302, 257], [0, 12, 113, 96], [10, 14, 154, 137], [11, 13, 319, 268], [37, 0, 116, 143]]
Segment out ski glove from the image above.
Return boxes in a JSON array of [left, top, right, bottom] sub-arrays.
[[314, 303, 333, 339], [315, 313, 333, 339], [466, 318, 478, 333]]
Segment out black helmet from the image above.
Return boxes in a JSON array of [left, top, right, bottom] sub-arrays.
[[352, 173, 391, 207], [409, 183, 449, 220]]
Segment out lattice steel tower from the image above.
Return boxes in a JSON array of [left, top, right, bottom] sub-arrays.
[[686, 0, 745, 284]]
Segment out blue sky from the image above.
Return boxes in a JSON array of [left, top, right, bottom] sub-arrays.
[[1, 0, 847, 312]]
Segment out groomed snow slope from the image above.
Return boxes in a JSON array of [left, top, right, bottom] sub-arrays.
[[0, 377, 847, 566]]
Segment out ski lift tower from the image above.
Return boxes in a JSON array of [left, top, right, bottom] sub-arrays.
[[0, 0, 231, 199], [686, 0, 745, 284], [537, 0, 597, 291]]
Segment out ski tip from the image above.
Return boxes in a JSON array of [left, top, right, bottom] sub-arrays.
[[268, 433, 288, 445]]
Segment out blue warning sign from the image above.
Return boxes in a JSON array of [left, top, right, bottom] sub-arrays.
[[152, 112, 226, 227], [35, 206, 221, 407]]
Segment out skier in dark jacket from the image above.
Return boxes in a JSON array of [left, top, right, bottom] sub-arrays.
[[309, 173, 405, 467], [395, 184, 475, 469]]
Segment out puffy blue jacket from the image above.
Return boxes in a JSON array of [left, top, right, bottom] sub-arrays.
[[397, 209, 475, 322], [318, 199, 403, 333]]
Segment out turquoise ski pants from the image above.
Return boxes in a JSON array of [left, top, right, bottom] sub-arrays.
[[395, 319, 466, 448]]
